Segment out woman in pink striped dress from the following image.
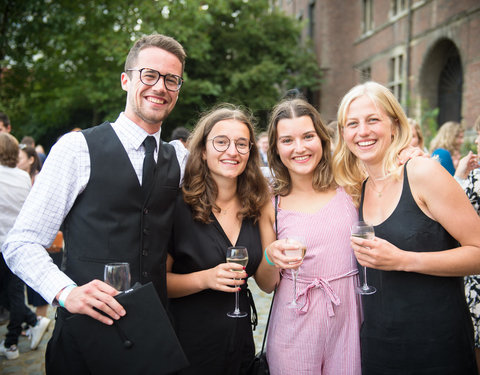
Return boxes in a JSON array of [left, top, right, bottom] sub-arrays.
[[260, 98, 362, 375]]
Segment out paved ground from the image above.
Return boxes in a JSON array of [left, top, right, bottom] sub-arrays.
[[0, 280, 273, 374], [0, 306, 54, 375]]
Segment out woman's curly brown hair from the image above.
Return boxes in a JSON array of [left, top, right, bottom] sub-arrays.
[[182, 104, 270, 224]]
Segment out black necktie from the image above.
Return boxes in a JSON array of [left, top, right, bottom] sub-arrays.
[[142, 136, 156, 194]]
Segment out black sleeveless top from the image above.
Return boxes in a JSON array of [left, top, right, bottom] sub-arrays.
[[359, 164, 476, 374]]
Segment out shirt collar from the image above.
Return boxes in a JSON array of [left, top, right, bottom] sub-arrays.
[[113, 112, 161, 151]]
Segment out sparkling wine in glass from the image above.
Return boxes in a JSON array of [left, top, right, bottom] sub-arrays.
[[351, 221, 376, 295], [104, 262, 131, 292], [226, 246, 249, 318], [284, 236, 306, 309]]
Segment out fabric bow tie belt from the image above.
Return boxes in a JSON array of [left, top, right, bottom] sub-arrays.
[[282, 269, 358, 316]]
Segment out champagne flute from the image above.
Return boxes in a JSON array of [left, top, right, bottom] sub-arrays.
[[284, 236, 306, 309], [104, 262, 131, 292], [226, 246, 249, 318], [351, 221, 376, 295]]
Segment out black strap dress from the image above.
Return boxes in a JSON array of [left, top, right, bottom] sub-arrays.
[[168, 193, 261, 375], [359, 164, 476, 374]]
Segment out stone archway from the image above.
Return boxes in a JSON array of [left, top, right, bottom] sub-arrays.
[[418, 38, 463, 128]]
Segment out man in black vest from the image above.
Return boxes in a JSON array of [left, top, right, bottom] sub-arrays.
[[2, 34, 188, 373]]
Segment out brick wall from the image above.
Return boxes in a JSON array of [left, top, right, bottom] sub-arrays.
[[277, 0, 480, 130]]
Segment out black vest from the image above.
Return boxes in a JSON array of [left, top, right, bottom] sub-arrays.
[[62, 122, 180, 306]]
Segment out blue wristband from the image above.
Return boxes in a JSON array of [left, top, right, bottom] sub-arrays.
[[58, 284, 77, 308], [264, 248, 275, 266]]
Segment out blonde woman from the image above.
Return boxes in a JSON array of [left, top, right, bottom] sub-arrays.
[[429, 120, 464, 175], [333, 81, 480, 374]]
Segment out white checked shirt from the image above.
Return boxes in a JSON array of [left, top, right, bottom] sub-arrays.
[[1, 113, 189, 304]]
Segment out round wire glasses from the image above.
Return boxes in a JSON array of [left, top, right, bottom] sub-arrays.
[[208, 135, 253, 154]]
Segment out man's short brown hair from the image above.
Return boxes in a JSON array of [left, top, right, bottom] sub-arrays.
[[124, 34, 186, 73]]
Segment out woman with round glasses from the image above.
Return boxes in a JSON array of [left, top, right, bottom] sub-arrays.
[[166, 104, 276, 374]]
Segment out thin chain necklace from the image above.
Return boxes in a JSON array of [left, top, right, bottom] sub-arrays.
[[369, 176, 389, 198], [216, 200, 237, 216]]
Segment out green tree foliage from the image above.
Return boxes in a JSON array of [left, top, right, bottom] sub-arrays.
[[0, 0, 321, 149], [419, 103, 439, 150]]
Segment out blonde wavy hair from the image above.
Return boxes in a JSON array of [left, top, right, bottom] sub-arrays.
[[183, 104, 269, 224], [332, 81, 411, 206], [267, 98, 335, 196], [428, 121, 463, 154]]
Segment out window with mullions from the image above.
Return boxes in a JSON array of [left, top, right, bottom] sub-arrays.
[[388, 54, 404, 103], [392, 0, 407, 17], [363, 0, 374, 34]]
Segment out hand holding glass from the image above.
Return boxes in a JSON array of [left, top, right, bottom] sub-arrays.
[[226, 246, 249, 318], [104, 262, 131, 292], [284, 236, 306, 309], [351, 221, 376, 295]]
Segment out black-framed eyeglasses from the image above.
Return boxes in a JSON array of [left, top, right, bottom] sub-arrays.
[[208, 135, 252, 155], [126, 68, 183, 92]]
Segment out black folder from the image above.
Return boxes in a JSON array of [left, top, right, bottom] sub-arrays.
[[66, 282, 188, 375]]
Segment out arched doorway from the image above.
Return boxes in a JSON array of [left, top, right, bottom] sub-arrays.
[[438, 52, 463, 126], [418, 39, 463, 128]]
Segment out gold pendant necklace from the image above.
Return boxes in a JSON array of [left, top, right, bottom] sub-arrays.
[[369, 177, 388, 198]]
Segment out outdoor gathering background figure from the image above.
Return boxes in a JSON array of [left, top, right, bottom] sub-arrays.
[[408, 117, 428, 153], [260, 98, 361, 375], [19, 136, 47, 165], [0, 112, 12, 133], [0, 133, 50, 360], [326, 120, 339, 150], [256, 131, 269, 167], [455, 115, 480, 199], [35, 144, 47, 164], [20, 136, 35, 147], [17, 144, 42, 184], [166, 105, 276, 375], [0, 111, 12, 325], [429, 120, 464, 175], [2, 34, 188, 374], [455, 115, 480, 374], [170, 126, 191, 148], [333, 81, 480, 374], [16, 144, 51, 318]]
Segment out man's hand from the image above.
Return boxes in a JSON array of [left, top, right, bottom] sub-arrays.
[[60, 280, 126, 325]]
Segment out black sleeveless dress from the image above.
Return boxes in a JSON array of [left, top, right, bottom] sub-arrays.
[[168, 193, 261, 375], [359, 164, 476, 374]]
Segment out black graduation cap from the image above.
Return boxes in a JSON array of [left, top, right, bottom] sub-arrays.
[[65, 282, 188, 375]]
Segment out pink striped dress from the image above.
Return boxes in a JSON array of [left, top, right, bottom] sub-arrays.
[[266, 187, 362, 375]]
